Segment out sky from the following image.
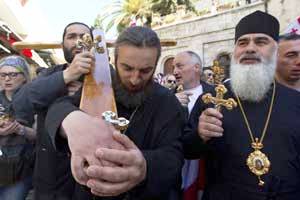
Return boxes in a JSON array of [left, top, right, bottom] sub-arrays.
[[36, 0, 116, 41]]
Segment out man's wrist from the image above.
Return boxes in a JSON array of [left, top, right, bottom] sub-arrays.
[[18, 125, 26, 136], [63, 69, 72, 84]]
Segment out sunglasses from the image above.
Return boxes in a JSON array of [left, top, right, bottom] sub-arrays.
[[167, 79, 176, 84]]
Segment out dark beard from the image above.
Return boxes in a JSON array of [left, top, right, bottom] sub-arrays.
[[112, 71, 153, 110], [63, 46, 75, 63]]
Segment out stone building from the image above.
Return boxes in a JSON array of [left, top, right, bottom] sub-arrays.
[[155, 0, 300, 77]]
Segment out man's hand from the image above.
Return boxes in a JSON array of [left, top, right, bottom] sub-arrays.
[[61, 111, 124, 186], [175, 91, 192, 107], [198, 108, 224, 142], [67, 81, 82, 96], [0, 120, 22, 136], [85, 132, 147, 197], [63, 52, 94, 84]]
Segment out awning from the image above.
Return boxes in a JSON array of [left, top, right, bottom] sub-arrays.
[[0, 20, 48, 67]]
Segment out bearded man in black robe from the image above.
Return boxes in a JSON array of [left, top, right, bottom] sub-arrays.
[[183, 10, 300, 200], [44, 26, 185, 200]]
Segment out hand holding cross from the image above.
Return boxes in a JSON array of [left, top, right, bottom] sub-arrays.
[[198, 84, 237, 142], [202, 84, 237, 112]]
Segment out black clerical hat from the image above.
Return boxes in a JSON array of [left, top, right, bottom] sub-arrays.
[[235, 10, 280, 43]]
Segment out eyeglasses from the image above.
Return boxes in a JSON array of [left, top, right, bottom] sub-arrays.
[[0, 72, 23, 79], [167, 79, 176, 84]]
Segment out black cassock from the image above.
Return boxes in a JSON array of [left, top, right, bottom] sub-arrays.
[[183, 81, 300, 200], [45, 82, 185, 200]]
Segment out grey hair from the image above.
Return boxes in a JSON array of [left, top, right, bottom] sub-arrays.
[[185, 51, 203, 73]]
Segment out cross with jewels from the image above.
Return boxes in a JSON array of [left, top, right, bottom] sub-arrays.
[[76, 33, 105, 54], [202, 84, 237, 112], [211, 60, 225, 85], [0, 104, 13, 122], [102, 111, 129, 131], [246, 138, 271, 186]]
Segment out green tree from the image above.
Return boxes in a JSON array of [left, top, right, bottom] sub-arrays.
[[151, 0, 196, 16], [151, 0, 177, 16], [95, 0, 196, 33], [95, 0, 152, 33]]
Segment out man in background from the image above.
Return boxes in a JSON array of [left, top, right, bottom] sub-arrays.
[[276, 33, 300, 92], [173, 51, 212, 200]]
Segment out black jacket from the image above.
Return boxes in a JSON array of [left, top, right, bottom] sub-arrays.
[[45, 82, 185, 200], [182, 81, 215, 159], [13, 64, 75, 200]]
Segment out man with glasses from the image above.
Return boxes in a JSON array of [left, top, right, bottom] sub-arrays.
[[202, 67, 214, 85], [162, 74, 177, 91]]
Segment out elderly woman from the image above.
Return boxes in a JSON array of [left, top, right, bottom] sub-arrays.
[[0, 55, 36, 200]]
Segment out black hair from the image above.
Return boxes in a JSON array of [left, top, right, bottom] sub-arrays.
[[62, 22, 92, 42], [278, 33, 300, 42], [114, 26, 161, 66]]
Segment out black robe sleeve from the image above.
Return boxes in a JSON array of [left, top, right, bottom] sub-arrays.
[[182, 85, 215, 159], [12, 68, 67, 125], [132, 94, 185, 198], [45, 90, 81, 152], [46, 85, 185, 199]]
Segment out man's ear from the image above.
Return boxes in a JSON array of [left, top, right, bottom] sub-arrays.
[[194, 63, 200, 71]]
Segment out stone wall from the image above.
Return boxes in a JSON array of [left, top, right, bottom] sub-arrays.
[[155, 1, 265, 74], [267, 0, 300, 32]]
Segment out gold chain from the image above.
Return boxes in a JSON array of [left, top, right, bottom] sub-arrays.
[[235, 81, 276, 144]]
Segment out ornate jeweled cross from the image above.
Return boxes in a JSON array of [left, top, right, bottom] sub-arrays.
[[211, 60, 225, 85], [78, 31, 129, 131], [202, 84, 237, 112]]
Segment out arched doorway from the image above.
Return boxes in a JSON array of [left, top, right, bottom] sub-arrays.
[[216, 52, 231, 79], [163, 57, 174, 75]]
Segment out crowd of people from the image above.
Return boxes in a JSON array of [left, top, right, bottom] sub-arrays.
[[0, 10, 299, 200]]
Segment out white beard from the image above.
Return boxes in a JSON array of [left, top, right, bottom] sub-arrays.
[[230, 51, 277, 102]]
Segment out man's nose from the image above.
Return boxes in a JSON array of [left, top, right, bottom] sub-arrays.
[[245, 41, 257, 54], [173, 67, 179, 75], [4, 76, 10, 81], [130, 72, 142, 86], [294, 53, 300, 67]]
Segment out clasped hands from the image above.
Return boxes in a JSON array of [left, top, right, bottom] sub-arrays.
[[62, 111, 146, 197], [0, 118, 24, 136]]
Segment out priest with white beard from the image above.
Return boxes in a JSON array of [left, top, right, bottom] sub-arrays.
[[182, 10, 300, 200]]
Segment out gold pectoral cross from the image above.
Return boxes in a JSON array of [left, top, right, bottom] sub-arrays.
[[246, 138, 271, 186], [202, 84, 237, 112]]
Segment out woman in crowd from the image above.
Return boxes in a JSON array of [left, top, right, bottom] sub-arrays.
[[0, 55, 36, 200]]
